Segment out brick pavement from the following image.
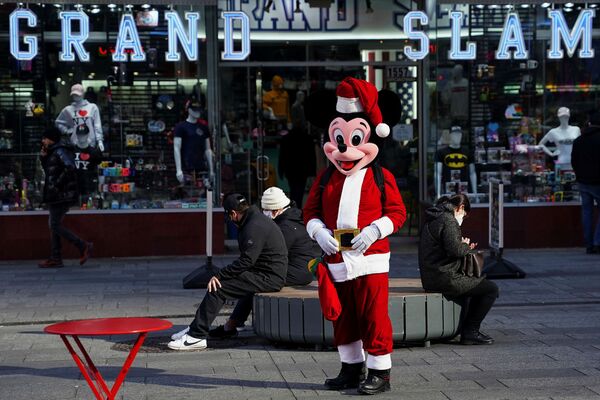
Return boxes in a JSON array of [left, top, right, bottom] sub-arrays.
[[1, 247, 600, 399]]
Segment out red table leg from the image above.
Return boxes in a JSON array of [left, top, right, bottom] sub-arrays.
[[60, 333, 148, 400]]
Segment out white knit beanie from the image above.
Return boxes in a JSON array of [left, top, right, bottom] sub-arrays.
[[261, 187, 290, 210]]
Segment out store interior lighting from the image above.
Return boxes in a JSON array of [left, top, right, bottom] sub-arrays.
[[141, 3, 151, 8], [541, 2, 551, 7], [565, 2, 574, 7]]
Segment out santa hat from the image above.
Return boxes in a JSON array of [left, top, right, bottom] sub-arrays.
[[335, 77, 390, 138]]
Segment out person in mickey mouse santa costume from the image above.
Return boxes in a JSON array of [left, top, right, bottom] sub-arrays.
[[303, 77, 406, 395]]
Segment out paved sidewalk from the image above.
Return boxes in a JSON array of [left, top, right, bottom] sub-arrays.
[[1, 248, 600, 399]]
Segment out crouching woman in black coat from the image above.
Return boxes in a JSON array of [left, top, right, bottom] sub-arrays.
[[418, 194, 499, 345]]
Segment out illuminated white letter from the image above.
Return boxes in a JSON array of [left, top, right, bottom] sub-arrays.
[[59, 11, 90, 62], [221, 11, 250, 61], [495, 13, 529, 60], [403, 11, 429, 61], [547, 9, 595, 59], [113, 14, 146, 62], [9, 9, 38, 61], [165, 11, 199, 62], [448, 11, 476, 60]]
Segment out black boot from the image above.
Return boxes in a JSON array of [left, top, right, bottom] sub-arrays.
[[358, 368, 391, 395], [324, 362, 366, 390], [460, 329, 494, 345]]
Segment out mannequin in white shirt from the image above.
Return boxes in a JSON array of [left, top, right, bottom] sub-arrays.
[[538, 107, 581, 167], [173, 106, 214, 185], [435, 127, 477, 198], [55, 84, 104, 152]]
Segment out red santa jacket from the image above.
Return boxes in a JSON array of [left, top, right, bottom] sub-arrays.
[[304, 166, 406, 282]]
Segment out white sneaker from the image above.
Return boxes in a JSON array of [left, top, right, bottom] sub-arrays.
[[167, 334, 207, 351], [170, 327, 190, 341]]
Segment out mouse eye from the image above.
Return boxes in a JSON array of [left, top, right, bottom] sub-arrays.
[[351, 130, 364, 146], [334, 129, 344, 145]]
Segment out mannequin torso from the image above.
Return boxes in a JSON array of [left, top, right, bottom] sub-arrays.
[[539, 123, 581, 165], [173, 111, 214, 184], [434, 129, 477, 197], [56, 98, 104, 151]]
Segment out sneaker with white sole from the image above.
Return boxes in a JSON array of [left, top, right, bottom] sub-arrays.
[[171, 327, 190, 341], [167, 334, 207, 351]]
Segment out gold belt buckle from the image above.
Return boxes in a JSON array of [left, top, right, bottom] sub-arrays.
[[334, 228, 360, 251]]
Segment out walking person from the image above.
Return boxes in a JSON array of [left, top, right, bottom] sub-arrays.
[[38, 127, 93, 268], [572, 111, 600, 254], [418, 194, 498, 344], [209, 187, 320, 338], [168, 193, 288, 350]]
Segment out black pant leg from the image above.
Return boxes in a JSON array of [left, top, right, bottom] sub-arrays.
[[49, 203, 84, 259], [188, 272, 281, 338], [229, 295, 254, 326], [460, 279, 499, 332]]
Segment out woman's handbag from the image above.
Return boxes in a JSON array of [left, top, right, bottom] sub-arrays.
[[462, 251, 485, 278]]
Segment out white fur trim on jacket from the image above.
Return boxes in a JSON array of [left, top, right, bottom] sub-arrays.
[[337, 169, 366, 229], [338, 340, 365, 364], [328, 252, 390, 282], [336, 97, 363, 114], [372, 216, 395, 239], [306, 218, 326, 240], [367, 354, 391, 370]]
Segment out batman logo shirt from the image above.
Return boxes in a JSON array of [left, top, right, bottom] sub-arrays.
[[435, 146, 473, 192]]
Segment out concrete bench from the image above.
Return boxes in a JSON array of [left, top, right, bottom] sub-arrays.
[[252, 278, 462, 348]]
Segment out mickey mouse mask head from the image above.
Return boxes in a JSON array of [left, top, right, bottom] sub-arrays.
[[307, 77, 400, 177]]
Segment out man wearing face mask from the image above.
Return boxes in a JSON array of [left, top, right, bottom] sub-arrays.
[[208, 187, 320, 338], [55, 84, 104, 152], [418, 194, 499, 345], [168, 193, 288, 351]]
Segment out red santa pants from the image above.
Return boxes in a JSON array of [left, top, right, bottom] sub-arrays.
[[333, 273, 393, 358]]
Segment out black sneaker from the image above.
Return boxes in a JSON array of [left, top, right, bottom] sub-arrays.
[[209, 325, 238, 339]]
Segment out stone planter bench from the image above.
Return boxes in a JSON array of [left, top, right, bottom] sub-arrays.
[[253, 278, 462, 348]]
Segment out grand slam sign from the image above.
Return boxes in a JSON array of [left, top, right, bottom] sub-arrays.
[[8, 7, 596, 62]]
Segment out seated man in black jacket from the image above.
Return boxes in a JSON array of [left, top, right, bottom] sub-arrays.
[[168, 193, 288, 350], [209, 187, 321, 338]]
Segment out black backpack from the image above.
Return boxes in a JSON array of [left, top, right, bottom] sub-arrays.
[[318, 163, 386, 204]]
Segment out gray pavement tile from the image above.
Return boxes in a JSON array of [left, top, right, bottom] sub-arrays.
[[442, 386, 600, 400]]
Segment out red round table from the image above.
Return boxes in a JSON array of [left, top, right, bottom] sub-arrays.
[[45, 317, 172, 400]]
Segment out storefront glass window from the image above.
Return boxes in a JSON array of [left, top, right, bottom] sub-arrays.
[[0, 4, 210, 212], [425, 3, 600, 204]]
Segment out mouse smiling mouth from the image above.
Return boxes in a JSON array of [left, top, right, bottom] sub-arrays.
[[337, 159, 360, 171]]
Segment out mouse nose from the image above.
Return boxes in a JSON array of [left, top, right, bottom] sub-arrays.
[[338, 143, 347, 153]]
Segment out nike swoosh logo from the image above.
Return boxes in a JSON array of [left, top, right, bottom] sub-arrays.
[[183, 339, 203, 346]]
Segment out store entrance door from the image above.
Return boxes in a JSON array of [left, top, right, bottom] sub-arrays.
[[218, 61, 420, 236]]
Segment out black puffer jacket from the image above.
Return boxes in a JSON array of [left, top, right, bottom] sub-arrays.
[[572, 126, 600, 185], [217, 206, 288, 288], [274, 207, 320, 286], [41, 141, 79, 205], [418, 203, 482, 297]]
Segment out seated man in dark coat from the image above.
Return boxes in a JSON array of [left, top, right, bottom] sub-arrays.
[[168, 193, 288, 350], [210, 187, 321, 338]]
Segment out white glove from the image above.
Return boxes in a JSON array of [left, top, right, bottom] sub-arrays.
[[351, 225, 380, 253], [314, 227, 339, 256], [176, 170, 184, 183], [98, 141, 105, 152]]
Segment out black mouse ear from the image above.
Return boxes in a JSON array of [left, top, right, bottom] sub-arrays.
[[378, 90, 401, 127], [305, 90, 337, 129]]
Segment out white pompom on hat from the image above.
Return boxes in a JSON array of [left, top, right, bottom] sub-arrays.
[[261, 187, 291, 211], [335, 77, 389, 138]]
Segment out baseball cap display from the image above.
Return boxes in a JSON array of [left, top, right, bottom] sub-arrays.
[[70, 84, 84, 97], [505, 104, 523, 120], [557, 107, 570, 118]]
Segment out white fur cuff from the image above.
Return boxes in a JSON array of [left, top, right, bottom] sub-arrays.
[[367, 354, 391, 370], [338, 341, 365, 364], [372, 217, 395, 239]]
